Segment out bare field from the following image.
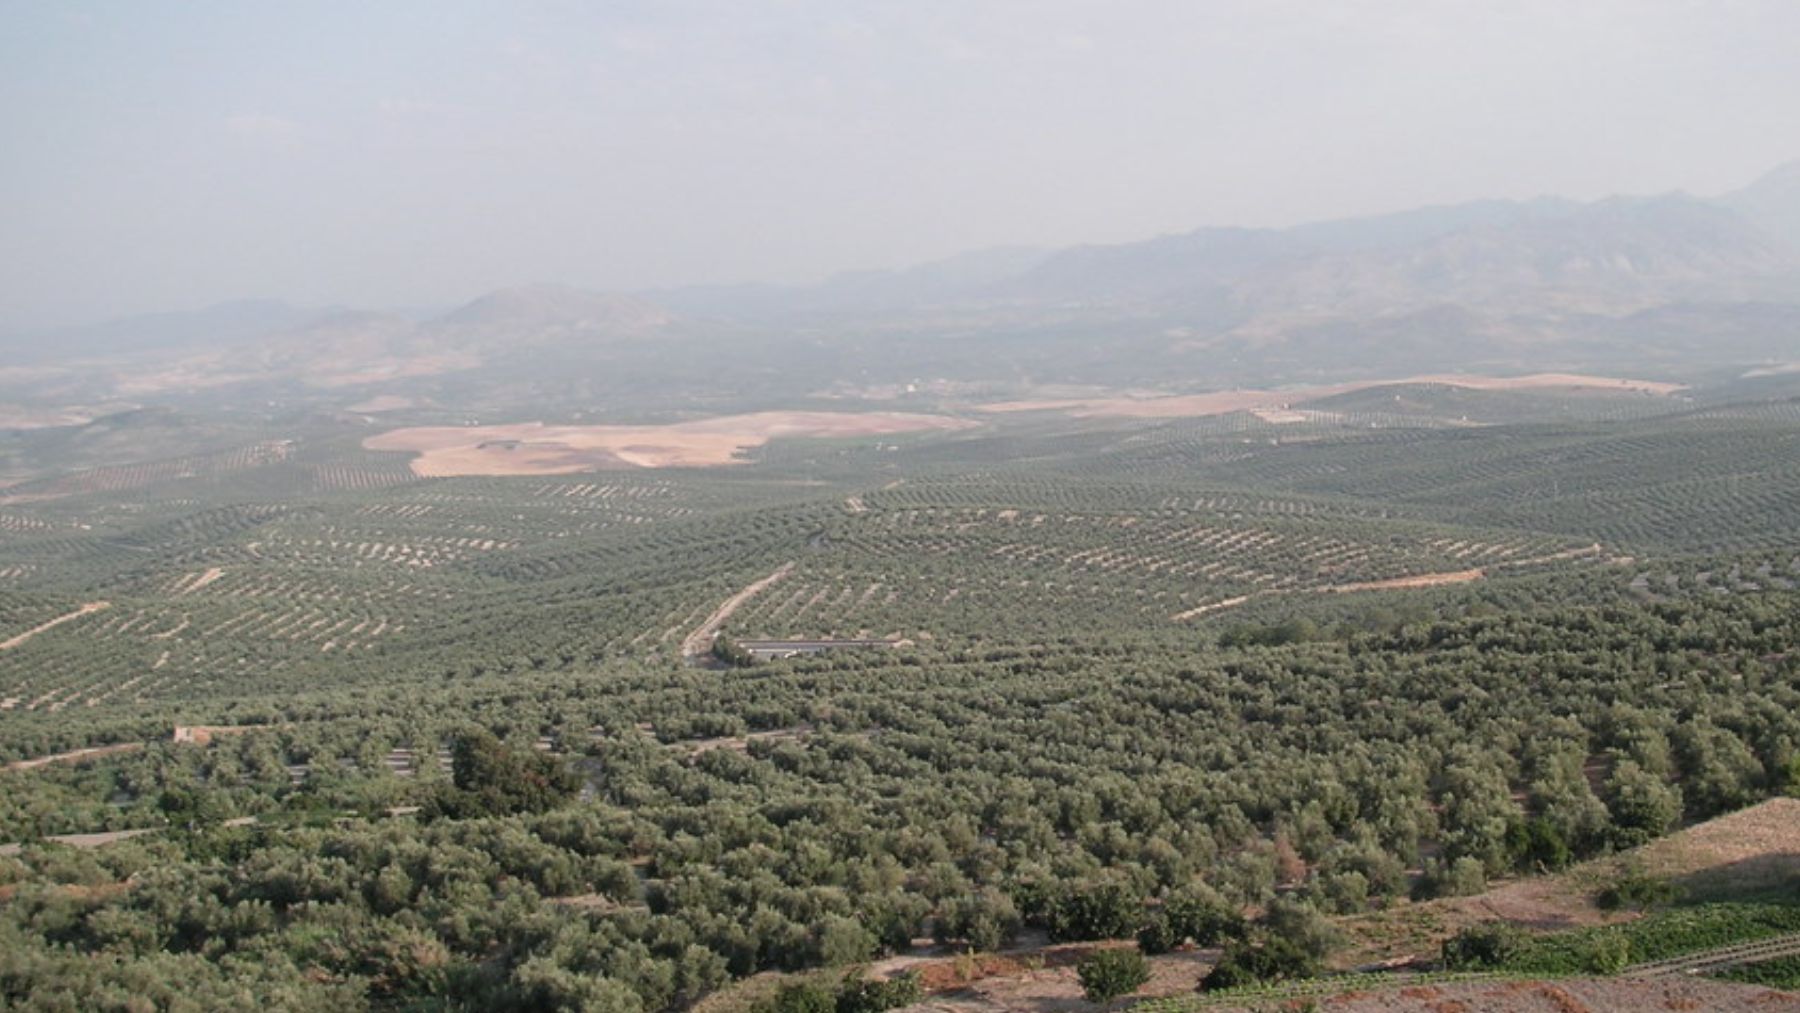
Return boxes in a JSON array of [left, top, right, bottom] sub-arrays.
[[345, 394, 418, 413], [0, 405, 99, 429], [906, 970, 1796, 1013], [978, 373, 1684, 418], [365, 411, 977, 476]]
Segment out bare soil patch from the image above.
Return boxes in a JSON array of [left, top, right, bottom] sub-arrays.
[[1251, 408, 1313, 424], [173, 724, 268, 746], [667, 725, 813, 757], [888, 956, 1794, 1013], [1328, 568, 1487, 593], [345, 394, 417, 413], [0, 405, 98, 429], [366, 411, 976, 476], [1170, 595, 1254, 621], [181, 568, 226, 594], [1313, 977, 1797, 1012], [894, 942, 1215, 1009], [979, 373, 1683, 419]]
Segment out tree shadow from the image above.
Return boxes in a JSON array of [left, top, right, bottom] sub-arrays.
[[1666, 851, 1800, 904]]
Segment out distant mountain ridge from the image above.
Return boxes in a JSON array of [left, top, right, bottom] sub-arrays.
[[437, 284, 672, 334], [1718, 159, 1800, 254], [11, 160, 1800, 397]]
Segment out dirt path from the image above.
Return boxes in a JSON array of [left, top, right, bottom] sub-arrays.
[[0, 816, 257, 857], [1327, 568, 1487, 593], [4, 741, 144, 772], [182, 567, 227, 594], [1170, 596, 1253, 622], [1, 601, 109, 650], [1171, 570, 1486, 621], [1495, 543, 1607, 569], [1171, 550, 1613, 622], [680, 562, 795, 659], [0, 828, 158, 856]]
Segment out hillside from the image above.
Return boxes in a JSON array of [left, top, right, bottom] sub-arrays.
[[10, 167, 1800, 408], [1720, 159, 1800, 253]]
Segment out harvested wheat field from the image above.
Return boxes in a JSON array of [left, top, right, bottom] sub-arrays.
[[365, 411, 977, 476], [979, 373, 1683, 418]]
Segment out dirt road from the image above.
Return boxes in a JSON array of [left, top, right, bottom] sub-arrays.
[[1, 601, 110, 650], [680, 562, 795, 659], [4, 742, 145, 772]]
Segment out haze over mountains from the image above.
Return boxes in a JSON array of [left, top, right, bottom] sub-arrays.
[[14, 161, 1800, 405]]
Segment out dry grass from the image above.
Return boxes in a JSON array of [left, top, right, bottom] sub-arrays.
[[1337, 798, 1800, 967], [365, 411, 976, 476]]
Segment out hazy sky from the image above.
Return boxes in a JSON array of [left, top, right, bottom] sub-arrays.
[[3, 0, 1799, 330]]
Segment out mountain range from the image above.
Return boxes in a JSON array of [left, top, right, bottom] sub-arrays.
[[11, 160, 1800, 404]]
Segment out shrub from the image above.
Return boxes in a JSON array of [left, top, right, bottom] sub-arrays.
[[1583, 933, 1631, 974], [1199, 936, 1318, 991], [1076, 948, 1150, 1003], [712, 635, 755, 668], [1412, 856, 1487, 900], [426, 728, 581, 819], [753, 982, 835, 1013], [1596, 867, 1677, 912], [1136, 912, 1178, 955], [1504, 818, 1572, 873], [1260, 898, 1339, 961], [1442, 922, 1528, 970], [836, 973, 923, 1013], [1049, 881, 1143, 942], [935, 887, 1021, 951], [1163, 885, 1247, 946]]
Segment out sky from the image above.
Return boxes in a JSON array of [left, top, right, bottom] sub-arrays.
[[3, 0, 1799, 331]]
